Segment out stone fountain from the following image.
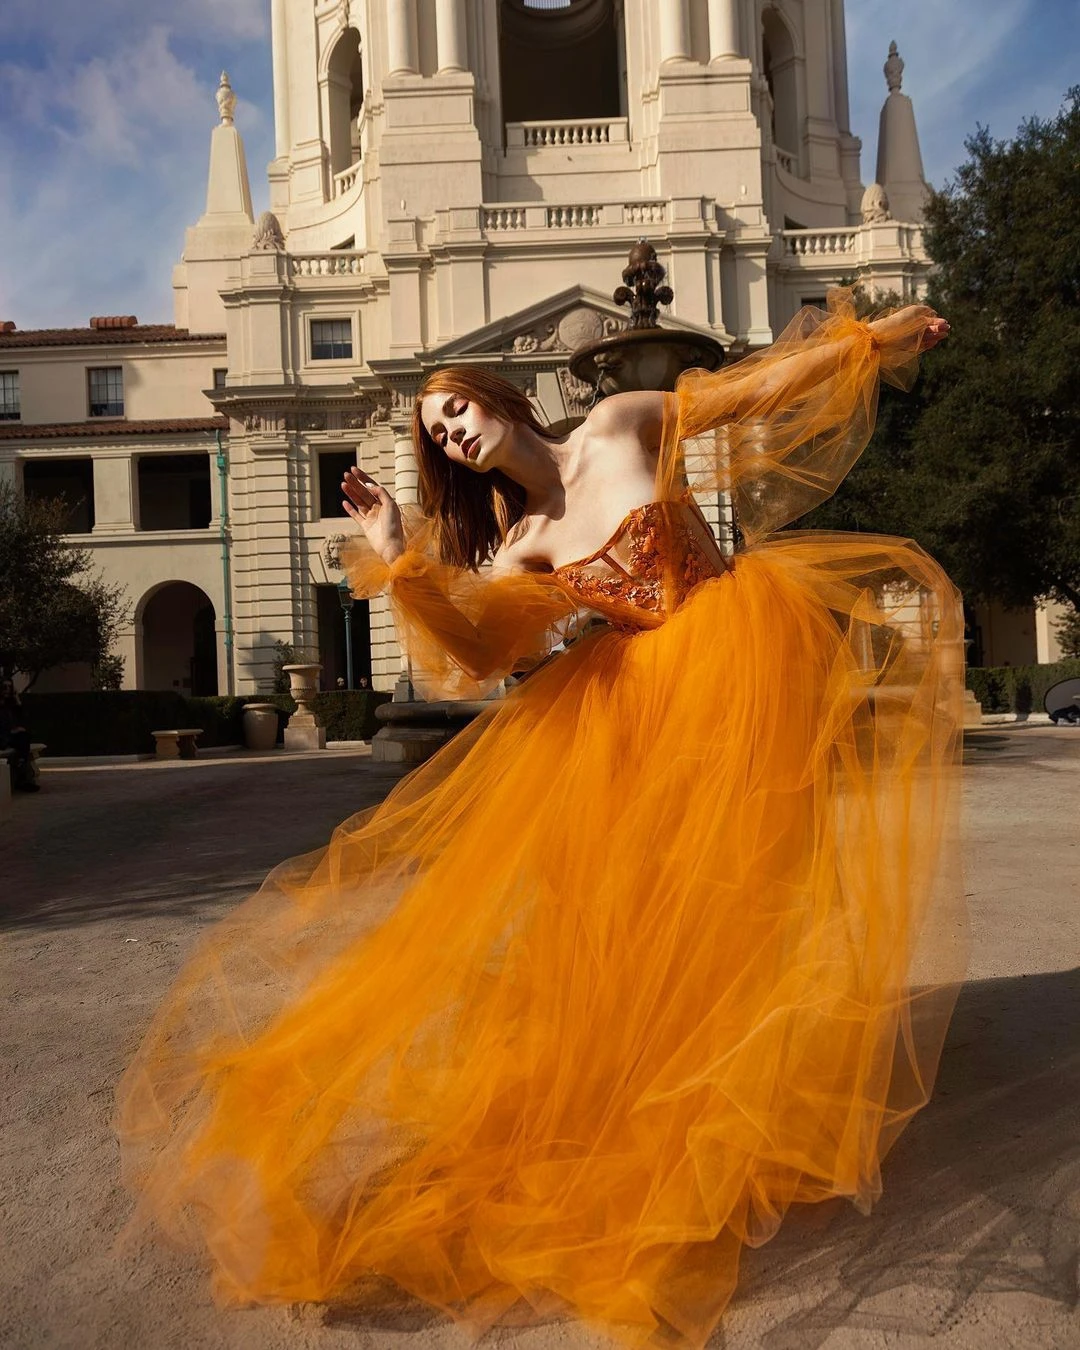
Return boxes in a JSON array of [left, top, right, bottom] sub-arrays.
[[371, 241, 727, 764], [569, 239, 725, 401]]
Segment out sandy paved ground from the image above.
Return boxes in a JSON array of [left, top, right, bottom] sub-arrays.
[[1, 728, 1077, 1350]]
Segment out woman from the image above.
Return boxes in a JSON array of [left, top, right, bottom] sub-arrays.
[[117, 293, 965, 1348]]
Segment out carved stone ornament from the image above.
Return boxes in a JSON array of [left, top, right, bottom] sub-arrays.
[[244, 412, 263, 432], [860, 182, 892, 224], [252, 211, 285, 251], [508, 307, 625, 355], [216, 70, 237, 125], [884, 41, 904, 94], [559, 365, 595, 416], [303, 413, 327, 432], [323, 533, 349, 572]]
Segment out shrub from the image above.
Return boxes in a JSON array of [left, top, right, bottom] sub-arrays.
[[966, 658, 1080, 715], [21, 687, 392, 755]]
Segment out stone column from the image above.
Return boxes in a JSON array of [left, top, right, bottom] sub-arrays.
[[435, 0, 468, 74], [658, 0, 692, 64], [393, 426, 420, 506], [270, 0, 290, 156], [708, 0, 740, 61], [91, 454, 137, 534], [387, 0, 419, 76]]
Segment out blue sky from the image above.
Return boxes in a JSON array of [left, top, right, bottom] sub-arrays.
[[0, 0, 1076, 329]]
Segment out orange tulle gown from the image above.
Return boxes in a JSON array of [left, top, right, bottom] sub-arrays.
[[115, 295, 967, 1348]]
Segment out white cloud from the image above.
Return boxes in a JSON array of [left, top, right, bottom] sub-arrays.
[[0, 19, 271, 328]]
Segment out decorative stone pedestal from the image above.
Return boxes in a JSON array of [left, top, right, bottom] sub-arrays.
[[962, 689, 983, 728], [371, 700, 489, 765], [281, 664, 327, 751]]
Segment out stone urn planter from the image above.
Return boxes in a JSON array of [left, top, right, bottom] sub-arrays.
[[281, 663, 326, 751], [242, 702, 279, 751]]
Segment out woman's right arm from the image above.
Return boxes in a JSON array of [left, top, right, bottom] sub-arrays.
[[341, 470, 570, 689]]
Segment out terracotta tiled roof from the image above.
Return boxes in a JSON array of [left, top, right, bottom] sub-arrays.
[[0, 325, 225, 348], [0, 417, 228, 441]]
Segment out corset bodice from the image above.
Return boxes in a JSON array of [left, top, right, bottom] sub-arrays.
[[552, 499, 732, 628]]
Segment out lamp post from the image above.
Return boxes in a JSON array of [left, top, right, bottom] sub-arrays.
[[336, 578, 355, 690]]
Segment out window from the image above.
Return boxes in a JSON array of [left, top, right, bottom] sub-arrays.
[[317, 450, 358, 519], [88, 366, 124, 417], [0, 371, 19, 420], [137, 454, 212, 531], [310, 319, 353, 361], [213, 368, 228, 389], [23, 458, 95, 532]]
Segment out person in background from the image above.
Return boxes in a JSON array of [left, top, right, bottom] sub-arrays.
[[0, 679, 39, 793]]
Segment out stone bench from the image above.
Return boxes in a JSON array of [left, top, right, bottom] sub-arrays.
[[152, 728, 203, 760]]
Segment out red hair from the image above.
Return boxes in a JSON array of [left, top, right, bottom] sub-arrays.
[[413, 367, 555, 569]]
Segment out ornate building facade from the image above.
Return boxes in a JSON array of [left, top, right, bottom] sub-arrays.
[[6, 1, 1052, 695]]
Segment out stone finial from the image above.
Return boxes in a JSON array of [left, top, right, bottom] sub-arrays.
[[884, 41, 904, 94], [216, 70, 237, 124], [860, 182, 892, 224], [612, 240, 674, 330], [252, 210, 285, 251]]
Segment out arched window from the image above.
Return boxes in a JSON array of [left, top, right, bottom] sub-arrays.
[[499, 0, 625, 128], [327, 27, 363, 178], [761, 7, 800, 167]]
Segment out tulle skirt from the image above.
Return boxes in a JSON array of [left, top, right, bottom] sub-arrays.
[[116, 531, 965, 1348]]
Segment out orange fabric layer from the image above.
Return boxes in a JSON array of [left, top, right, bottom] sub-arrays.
[[115, 295, 966, 1348]]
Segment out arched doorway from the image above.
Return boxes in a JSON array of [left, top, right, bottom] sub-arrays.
[[762, 7, 801, 164], [139, 582, 218, 695], [327, 27, 364, 177]]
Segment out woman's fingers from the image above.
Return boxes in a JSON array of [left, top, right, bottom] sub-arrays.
[[342, 468, 379, 511]]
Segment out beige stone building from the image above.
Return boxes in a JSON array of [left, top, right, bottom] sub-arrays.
[[1, 1, 1063, 695]]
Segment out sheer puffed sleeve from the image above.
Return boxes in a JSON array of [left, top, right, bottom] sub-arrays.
[[657, 289, 932, 541], [341, 509, 575, 700]]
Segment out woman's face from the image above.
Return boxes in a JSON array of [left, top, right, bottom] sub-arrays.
[[420, 390, 510, 473]]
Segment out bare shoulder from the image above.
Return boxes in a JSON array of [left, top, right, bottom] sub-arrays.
[[583, 391, 674, 447]]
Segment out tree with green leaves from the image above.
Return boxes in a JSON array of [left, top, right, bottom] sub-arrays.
[[810, 88, 1080, 625], [0, 482, 128, 688]]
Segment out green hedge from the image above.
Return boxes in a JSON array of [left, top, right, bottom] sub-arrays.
[[966, 658, 1080, 714], [21, 688, 391, 756]]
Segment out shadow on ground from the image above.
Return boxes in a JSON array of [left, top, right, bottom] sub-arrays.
[[718, 966, 1080, 1346], [1, 757, 408, 930], [259, 970, 1080, 1346]]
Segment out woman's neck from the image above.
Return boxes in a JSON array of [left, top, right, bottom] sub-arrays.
[[498, 423, 576, 510]]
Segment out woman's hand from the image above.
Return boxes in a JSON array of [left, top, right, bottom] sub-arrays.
[[869, 304, 950, 352], [342, 467, 406, 565]]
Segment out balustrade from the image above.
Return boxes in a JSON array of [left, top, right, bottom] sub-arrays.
[[782, 228, 858, 257], [506, 118, 628, 149], [775, 146, 797, 175], [289, 253, 366, 277], [332, 164, 361, 197], [482, 201, 668, 233]]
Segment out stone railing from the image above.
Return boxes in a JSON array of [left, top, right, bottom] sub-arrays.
[[332, 163, 361, 198], [482, 200, 669, 233], [288, 252, 365, 277], [482, 206, 528, 231], [506, 117, 629, 149], [781, 228, 859, 258], [775, 146, 797, 175], [547, 204, 603, 228]]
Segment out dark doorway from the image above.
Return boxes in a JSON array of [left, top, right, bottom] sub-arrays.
[[141, 582, 218, 693], [317, 583, 371, 689]]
